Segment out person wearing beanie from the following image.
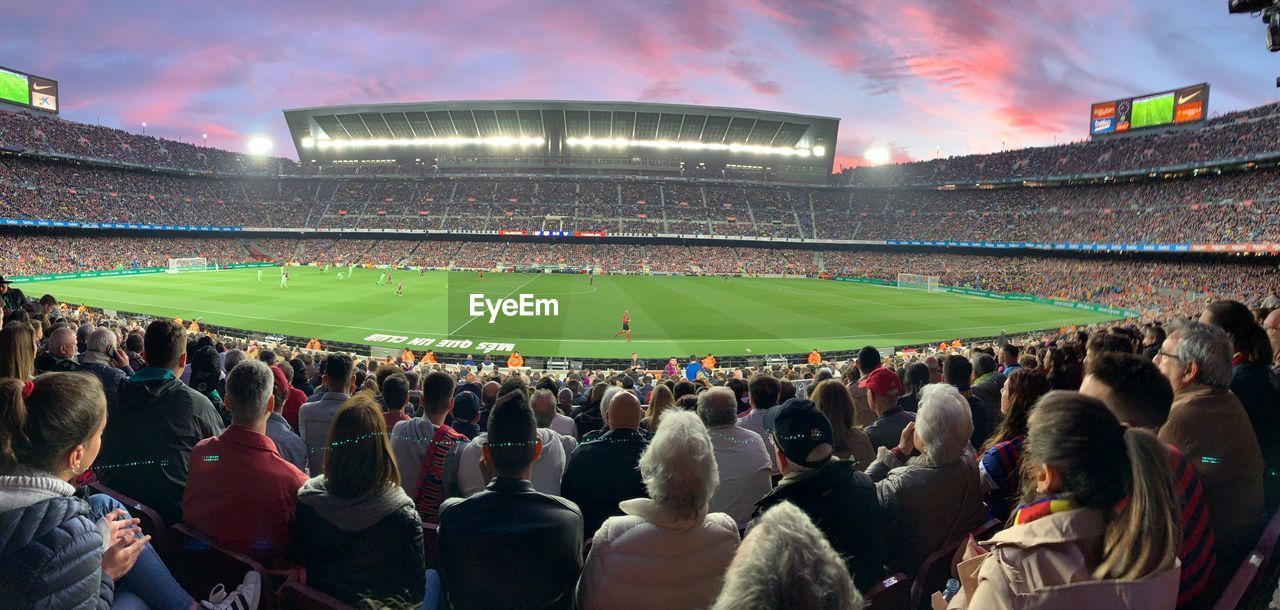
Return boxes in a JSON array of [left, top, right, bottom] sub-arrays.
[[749, 398, 886, 593]]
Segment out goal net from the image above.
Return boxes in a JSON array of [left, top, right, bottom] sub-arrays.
[[897, 273, 942, 293], [166, 257, 209, 274]]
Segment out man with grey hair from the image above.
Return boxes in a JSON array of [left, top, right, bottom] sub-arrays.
[[218, 348, 246, 397], [35, 326, 79, 373], [78, 327, 133, 407], [865, 383, 984, 575], [698, 387, 772, 528], [711, 501, 863, 610], [181, 360, 308, 566], [1157, 320, 1265, 564], [751, 398, 885, 593], [561, 391, 648, 535]]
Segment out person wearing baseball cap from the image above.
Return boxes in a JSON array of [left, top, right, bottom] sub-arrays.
[[0, 275, 28, 313], [861, 367, 916, 452], [748, 398, 887, 593]]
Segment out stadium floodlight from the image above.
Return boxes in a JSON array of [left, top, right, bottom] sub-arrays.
[[812, 145, 826, 157], [564, 137, 815, 157], [314, 136, 545, 150], [864, 147, 890, 165], [247, 136, 274, 156], [300, 136, 315, 148]]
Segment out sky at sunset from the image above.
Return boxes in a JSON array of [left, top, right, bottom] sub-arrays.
[[3, 0, 1277, 168]]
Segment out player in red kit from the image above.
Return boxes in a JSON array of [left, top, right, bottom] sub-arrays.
[[614, 310, 631, 342]]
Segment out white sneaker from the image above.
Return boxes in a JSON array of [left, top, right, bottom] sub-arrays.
[[199, 571, 261, 610]]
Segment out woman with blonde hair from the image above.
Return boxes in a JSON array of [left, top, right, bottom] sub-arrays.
[[641, 383, 676, 432], [810, 379, 875, 469]]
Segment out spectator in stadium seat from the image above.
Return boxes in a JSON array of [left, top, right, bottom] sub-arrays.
[[456, 389, 576, 497], [752, 398, 886, 593], [289, 358, 314, 397], [1080, 353, 1218, 607], [217, 348, 244, 398], [533, 388, 577, 437], [449, 391, 482, 440], [477, 380, 500, 430], [99, 319, 223, 524], [808, 349, 822, 365], [275, 362, 309, 430], [187, 344, 227, 421], [971, 353, 1005, 427], [0, 321, 36, 379], [265, 365, 307, 472], [0, 373, 228, 610], [182, 360, 307, 567], [577, 409, 738, 610], [438, 392, 584, 610], [978, 369, 1051, 524], [572, 382, 608, 440], [809, 380, 875, 469], [391, 371, 468, 523], [123, 331, 146, 373], [697, 387, 771, 527], [293, 392, 425, 607], [847, 346, 881, 423], [951, 392, 1181, 609], [1263, 309, 1280, 377], [866, 383, 985, 575], [35, 326, 78, 374], [0, 276, 27, 313], [297, 353, 355, 474], [561, 390, 649, 536], [896, 361, 930, 413], [640, 382, 675, 433], [685, 355, 705, 381], [945, 355, 991, 451], [862, 368, 915, 451], [737, 373, 781, 475], [1156, 321, 1265, 571], [1143, 325, 1168, 361], [1000, 344, 1021, 375], [712, 502, 864, 610], [1200, 300, 1280, 510], [77, 328, 132, 408], [381, 373, 412, 432]]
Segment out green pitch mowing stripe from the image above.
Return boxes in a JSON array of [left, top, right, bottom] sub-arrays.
[[21, 268, 1117, 359]]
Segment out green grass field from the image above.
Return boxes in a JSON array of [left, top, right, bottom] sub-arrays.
[[0, 69, 28, 105], [20, 268, 1117, 358], [1131, 93, 1174, 129]]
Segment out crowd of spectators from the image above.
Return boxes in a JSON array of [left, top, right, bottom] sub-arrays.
[[5, 280, 1280, 608], [5, 144, 1280, 245], [0, 235, 257, 275], [843, 102, 1280, 186]]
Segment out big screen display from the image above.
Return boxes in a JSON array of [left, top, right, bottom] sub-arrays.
[[1089, 83, 1207, 136], [0, 65, 58, 113]]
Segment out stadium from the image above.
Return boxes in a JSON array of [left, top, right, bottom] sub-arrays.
[[4, 2, 1280, 609]]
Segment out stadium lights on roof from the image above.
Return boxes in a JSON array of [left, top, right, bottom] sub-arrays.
[[864, 147, 890, 165], [247, 136, 274, 156], [307, 136, 545, 150], [565, 137, 815, 157]]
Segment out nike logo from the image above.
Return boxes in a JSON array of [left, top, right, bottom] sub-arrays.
[[31, 83, 52, 91], [1178, 90, 1201, 104]]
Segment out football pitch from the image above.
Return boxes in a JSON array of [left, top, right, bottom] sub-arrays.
[[22, 268, 1118, 359]]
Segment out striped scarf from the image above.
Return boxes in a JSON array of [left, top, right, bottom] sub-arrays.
[[414, 424, 467, 524], [1011, 496, 1079, 526]]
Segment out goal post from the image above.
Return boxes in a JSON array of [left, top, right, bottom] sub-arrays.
[[166, 257, 209, 274], [896, 273, 942, 293]]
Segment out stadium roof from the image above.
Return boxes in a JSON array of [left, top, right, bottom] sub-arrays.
[[282, 100, 839, 180]]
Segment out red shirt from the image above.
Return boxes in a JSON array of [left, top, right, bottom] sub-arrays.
[[283, 387, 308, 432], [181, 425, 308, 567], [384, 410, 410, 432]]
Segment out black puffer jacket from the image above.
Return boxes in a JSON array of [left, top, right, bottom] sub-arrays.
[[292, 477, 425, 606], [0, 487, 113, 609]]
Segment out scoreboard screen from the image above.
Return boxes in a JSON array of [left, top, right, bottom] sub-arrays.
[[1089, 83, 1207, 136], [0, 65, 58, 114]]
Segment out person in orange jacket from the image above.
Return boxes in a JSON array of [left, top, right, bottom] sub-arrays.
[[401, 348, 415, 364], [507, 351, 524, 368], [420, 350, 437, 365], [701, 353, 716, 370], [808, 349, 822, 365]]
